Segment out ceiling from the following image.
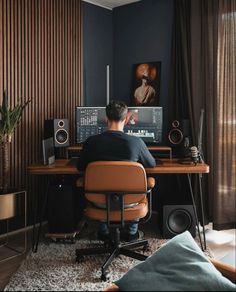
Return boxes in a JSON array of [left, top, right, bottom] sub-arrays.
[[82, 0, 141, 10]]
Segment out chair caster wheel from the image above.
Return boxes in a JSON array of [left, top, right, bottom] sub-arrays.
[[101, 272, 109, 281]]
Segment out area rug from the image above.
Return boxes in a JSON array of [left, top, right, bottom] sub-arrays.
[[4, 227, 213, 291]]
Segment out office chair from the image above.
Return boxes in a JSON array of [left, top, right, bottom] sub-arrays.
[[75, 161, 155, 281]]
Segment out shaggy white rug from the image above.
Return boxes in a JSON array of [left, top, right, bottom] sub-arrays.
[[4, 228, 212, 291]]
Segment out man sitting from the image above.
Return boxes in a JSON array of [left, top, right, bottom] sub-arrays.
[[77, 100, 156, 241]]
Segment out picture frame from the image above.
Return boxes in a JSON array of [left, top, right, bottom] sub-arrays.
[[131, 62, 161, 106]]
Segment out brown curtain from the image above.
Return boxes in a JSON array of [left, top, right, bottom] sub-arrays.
[[170, 0, 236, 229], [214, 0, 236, 229]]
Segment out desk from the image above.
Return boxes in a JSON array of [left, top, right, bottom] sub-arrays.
[[28, 158, 209, 175], [28, 159, 209, 252]]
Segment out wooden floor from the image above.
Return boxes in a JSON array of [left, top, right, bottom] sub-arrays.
[[205, 227, 236, 266], [0, 223, 235, 290], [0, 230, 32, 290]]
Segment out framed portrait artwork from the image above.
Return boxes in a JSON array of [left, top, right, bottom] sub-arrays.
[[131, 62, 161, 106]]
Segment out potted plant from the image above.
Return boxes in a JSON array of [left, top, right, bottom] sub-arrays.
[[0, 91, 30, 191]]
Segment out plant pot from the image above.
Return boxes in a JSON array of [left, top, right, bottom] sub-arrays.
[[0, 192, 17, 220]]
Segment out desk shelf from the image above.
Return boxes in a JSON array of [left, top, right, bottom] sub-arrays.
[[67, 145, 172, 160]]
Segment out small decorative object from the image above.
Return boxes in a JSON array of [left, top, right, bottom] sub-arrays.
[[0, 90, 30, 191], [132, 62, 161, 106]]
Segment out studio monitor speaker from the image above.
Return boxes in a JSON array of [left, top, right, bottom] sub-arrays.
[[44, 119, 69, 147], [163, 205, 196, 239], [167, 119, 190, 157]]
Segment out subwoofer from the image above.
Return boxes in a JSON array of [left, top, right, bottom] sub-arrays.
[[167, 119, 190, 157], [163, 205, 196, 239], [44, 119, 69, 147], [47, 178, 78, 234]]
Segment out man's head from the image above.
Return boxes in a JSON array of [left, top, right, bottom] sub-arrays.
[[105, 100, 128, 131], [106, 100, 128, 122]]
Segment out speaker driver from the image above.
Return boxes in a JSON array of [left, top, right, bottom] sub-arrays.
[[168, 209, 192, 234], [55, 129, 69, 145], [58, 120, 65, 128], [172, 120, 180, 128], [168, 128, 183, 145], [163, 205, 196, 239]]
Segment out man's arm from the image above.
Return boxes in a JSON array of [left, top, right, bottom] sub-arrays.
[[138, 139, 156, 168], [76, 139, 90, 171]]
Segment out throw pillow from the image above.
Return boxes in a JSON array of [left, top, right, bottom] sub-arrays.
[[115, 231, 236, 291]]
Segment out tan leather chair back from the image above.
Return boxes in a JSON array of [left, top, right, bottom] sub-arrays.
[[84, 161, 147, 205]]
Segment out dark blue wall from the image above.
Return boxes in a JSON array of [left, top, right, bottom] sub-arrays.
[[83, 2, 113, 106], [83, 0, 173, 137], [113, 0, 173, 105], [113, 0, 173, 138]]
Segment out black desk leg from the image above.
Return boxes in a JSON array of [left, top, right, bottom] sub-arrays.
[[198, 173, 207, 250], [32, 189, 38, 252], [187, 174, 204, 251], [32, 180, 50, 253]]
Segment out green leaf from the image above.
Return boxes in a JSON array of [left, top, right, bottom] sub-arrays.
[[0, 97, 31, 137]]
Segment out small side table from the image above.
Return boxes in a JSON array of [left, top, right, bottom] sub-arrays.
[[0, 189, 27, 262]]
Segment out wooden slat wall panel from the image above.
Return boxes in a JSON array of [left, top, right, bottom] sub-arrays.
[[0, 0, 82, 224]]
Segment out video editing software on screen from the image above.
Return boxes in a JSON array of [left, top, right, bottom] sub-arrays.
[[76, 107, 163, 144]]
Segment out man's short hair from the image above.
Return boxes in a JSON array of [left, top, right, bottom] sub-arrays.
[[106, 100, 128, 122]]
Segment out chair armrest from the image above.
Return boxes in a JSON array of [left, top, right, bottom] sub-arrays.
[[147, 177, 155, 189], [210, 258, 236, 283]]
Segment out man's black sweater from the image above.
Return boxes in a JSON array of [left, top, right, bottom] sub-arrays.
[[77, 130, 156, 171]]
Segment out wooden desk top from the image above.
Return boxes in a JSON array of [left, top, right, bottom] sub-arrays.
[[67, 145, 172, 151], [28, 159, 209, 175]]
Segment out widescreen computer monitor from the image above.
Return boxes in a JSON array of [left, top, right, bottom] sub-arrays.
[[76, 106, 163, 145]]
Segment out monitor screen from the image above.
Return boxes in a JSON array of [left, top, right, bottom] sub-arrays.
[[76, 106, 163, 144]]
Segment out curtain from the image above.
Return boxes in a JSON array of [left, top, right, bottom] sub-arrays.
[[214, 0, 236, 229], [170, 0, 236, 229]]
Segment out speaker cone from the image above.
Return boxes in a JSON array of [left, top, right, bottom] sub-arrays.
[[55, 129, 68, 145], [168, 128, 183, 145], [167, 209, 192, 234]]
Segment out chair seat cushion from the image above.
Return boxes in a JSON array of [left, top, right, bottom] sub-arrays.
[[115, 231, 236, 291], [84, 197, 148, 221]]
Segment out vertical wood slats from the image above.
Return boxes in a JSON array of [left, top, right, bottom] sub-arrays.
[[0, 0, 82, 224]]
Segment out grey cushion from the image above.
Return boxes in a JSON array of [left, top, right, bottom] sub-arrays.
[[115, 231, 236, 291]]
